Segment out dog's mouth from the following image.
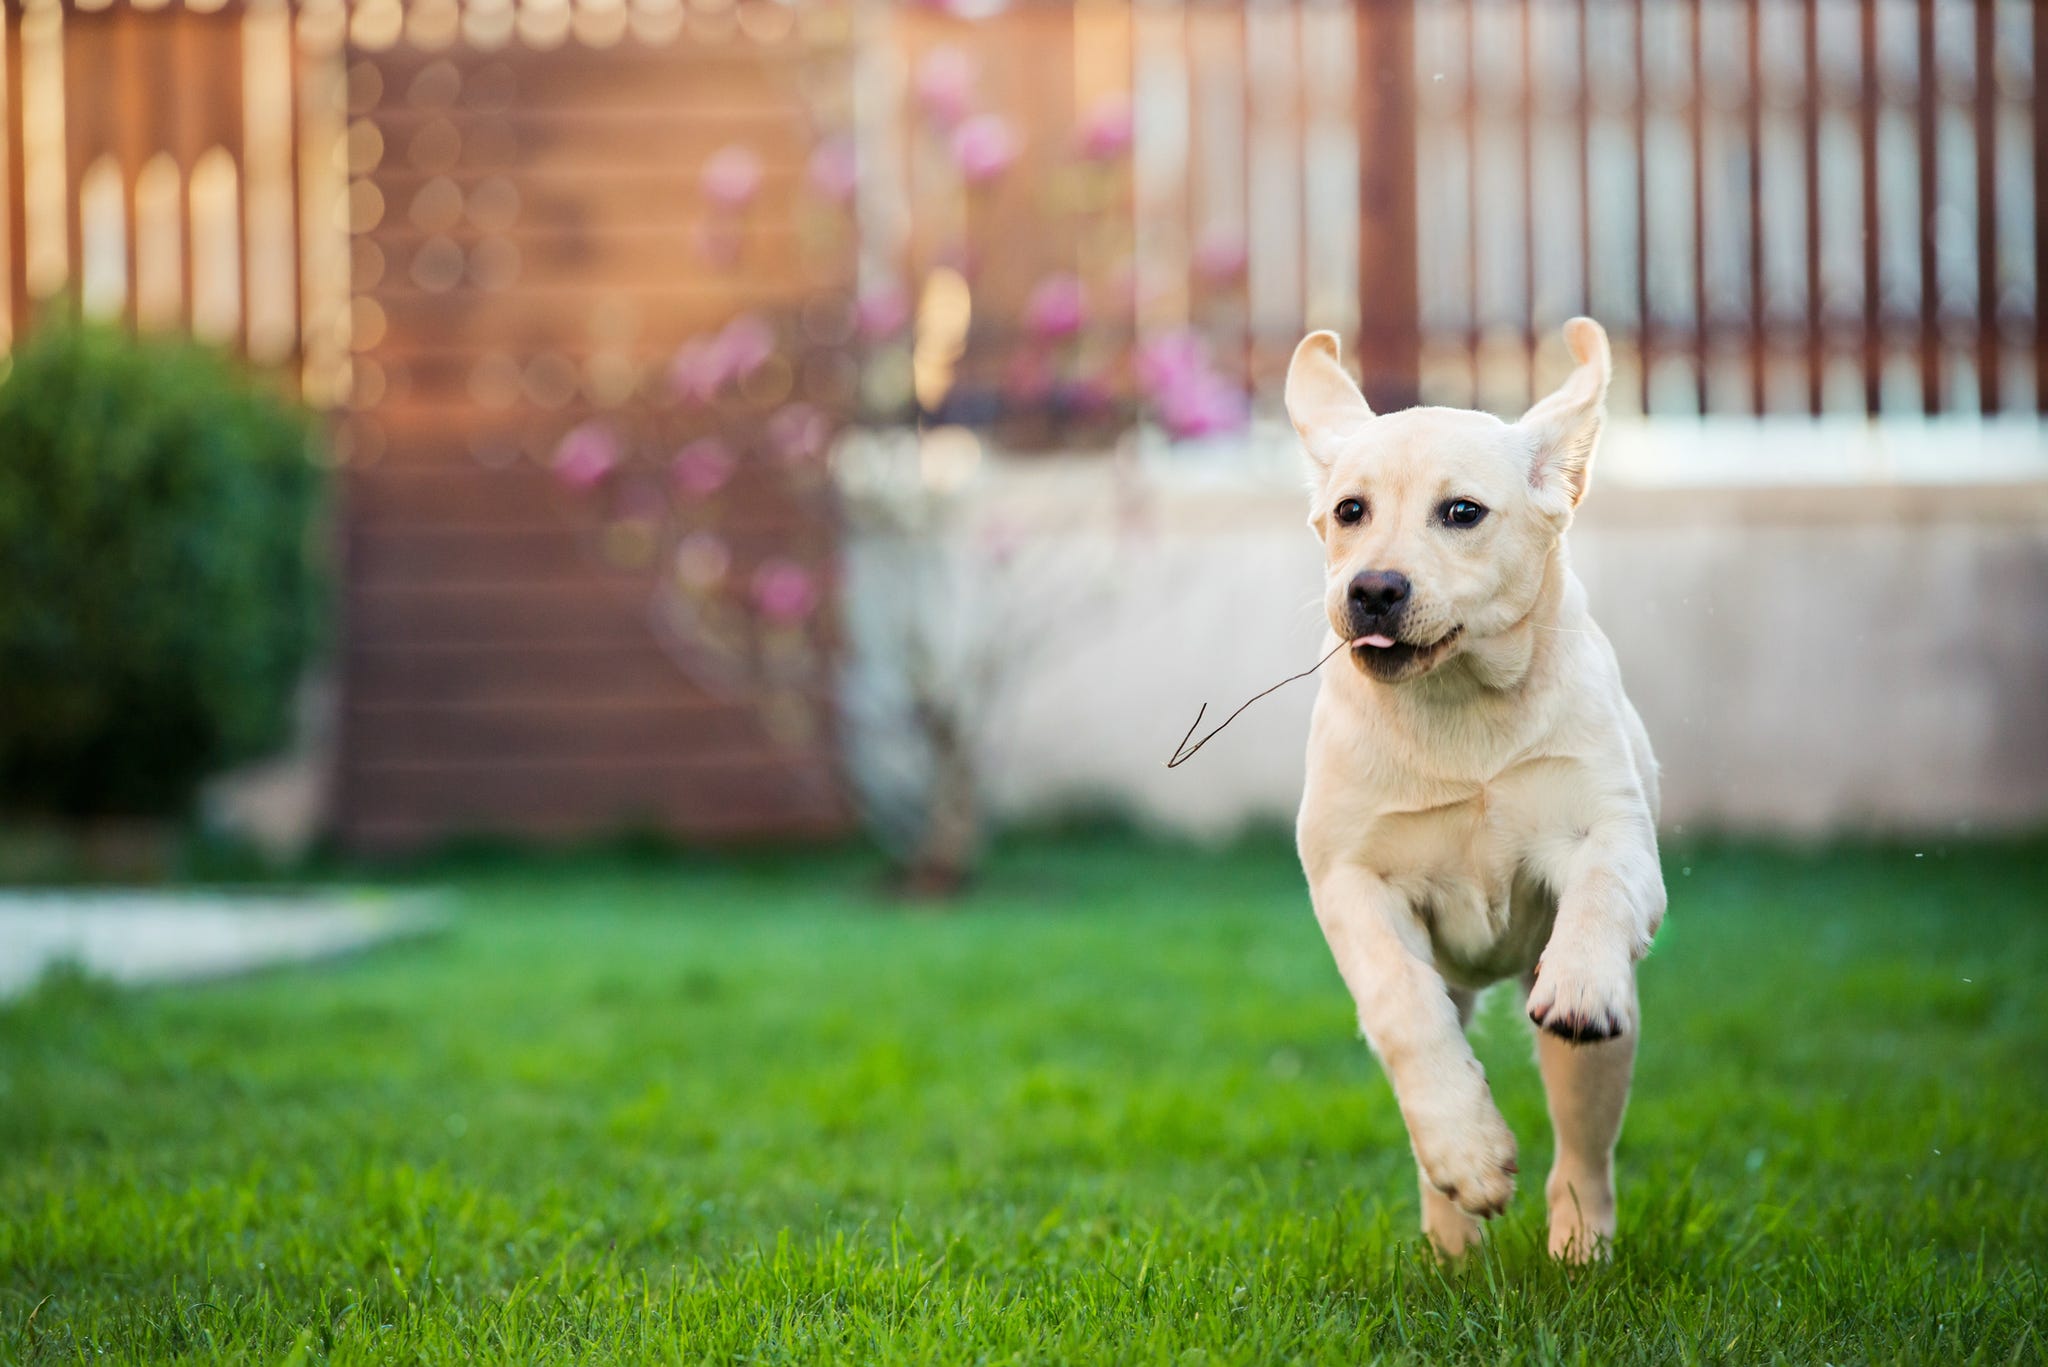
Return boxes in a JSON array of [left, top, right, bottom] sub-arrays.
[[1350, 625, 1463, 680]]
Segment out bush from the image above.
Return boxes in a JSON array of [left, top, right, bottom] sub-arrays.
[[0, 321, 327, 818]]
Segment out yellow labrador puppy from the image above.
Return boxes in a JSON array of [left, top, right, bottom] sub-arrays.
[[1285, 318, 1664, 1262]]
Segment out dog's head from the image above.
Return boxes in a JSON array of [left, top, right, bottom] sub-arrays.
[[1284, 318, 1610, 684]]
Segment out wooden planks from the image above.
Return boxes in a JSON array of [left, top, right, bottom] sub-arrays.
[[333, 26, 851, 851]]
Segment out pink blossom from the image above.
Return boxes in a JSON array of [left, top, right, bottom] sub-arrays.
[[950, 114, 1020, 186], [1134, 329, 1211, 396], [1192, 229, 1249, 284], [717, 313, 777, 383], [855, 282, 910, 340], [807, 134, 859, 205], [914, 46, 978, 129], [669, 338, 724, 405], [1153, 368, 1248, 440], [766, 402, 830, 463], [668, 315, 775, 404], [1024, 273, 1087, 342], [751, 558, 820, 624], [700, 144, 763, 211], [671, 437, 736, 497], [1136, 328, 1248, 440], [1076, 94, 1134, 161], [551, 421, 619, 490]]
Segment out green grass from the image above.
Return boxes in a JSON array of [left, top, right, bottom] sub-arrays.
[[2, 833, 2044, 1364]]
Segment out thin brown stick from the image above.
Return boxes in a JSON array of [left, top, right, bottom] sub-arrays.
[[1165, 637, 1350, 769]]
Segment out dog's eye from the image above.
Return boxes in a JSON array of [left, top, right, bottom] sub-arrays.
[[1442, 498, 1488, 528], [1334, 498, 1367, 526]]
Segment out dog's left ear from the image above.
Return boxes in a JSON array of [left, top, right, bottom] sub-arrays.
[[1518, 317, 1610, 514], [1285, 331, 1372, 474]]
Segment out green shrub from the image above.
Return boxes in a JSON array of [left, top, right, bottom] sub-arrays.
[[0, 321, 327, 818]]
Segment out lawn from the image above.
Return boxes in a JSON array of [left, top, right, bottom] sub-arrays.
[[2, 832, 2044, 1365]]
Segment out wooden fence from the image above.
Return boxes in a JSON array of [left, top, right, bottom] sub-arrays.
[[1, 0, 325, 383], [1414, 0, 2043, 417], [868, 0, 2042, 419]]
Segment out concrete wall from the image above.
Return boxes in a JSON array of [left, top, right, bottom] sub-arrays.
[[848, 424, 2048, 841]]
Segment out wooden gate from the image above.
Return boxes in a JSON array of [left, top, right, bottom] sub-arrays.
[[335, 18, 852, 851]]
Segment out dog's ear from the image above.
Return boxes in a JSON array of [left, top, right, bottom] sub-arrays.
[[1518, 317, 1610, 514], [1284, 331, 1372, 473]]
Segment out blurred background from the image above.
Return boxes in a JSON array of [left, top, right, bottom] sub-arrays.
[[0, 0, 2043, 889], [5, 11, 2044, 1355]]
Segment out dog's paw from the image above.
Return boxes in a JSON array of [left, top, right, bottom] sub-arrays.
[[1421, 1186, 1485, 1259], [1413, 1105, 1518, 1220], [1526, 951, 1637, 1044]]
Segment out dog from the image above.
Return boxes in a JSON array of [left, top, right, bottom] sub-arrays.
[[1284, 318, 1664, 1262]]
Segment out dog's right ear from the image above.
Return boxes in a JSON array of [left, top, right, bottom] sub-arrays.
[[1284, 331, 1372, 474]]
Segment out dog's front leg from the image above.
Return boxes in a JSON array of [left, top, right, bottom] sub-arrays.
[[1308, 865, 1517, 1253], [1525, 818, 1664, 1044]]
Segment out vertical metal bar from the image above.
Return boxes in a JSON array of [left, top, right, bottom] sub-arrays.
[[1354, 0, 1419, 410], [1802, 0, 1825, 413], [1687, 0, 1708, 412], [1859, 0, 1882, 413], [1519, 0, 1536, 405], [1634, 0, 1652, 411], [2037, 0, 2047, 413], [1293, 0, 1310, 340], [1745, 0, 1767, 413], [1576, 0, 1593, 321], [1465, 0, 1481, 406], [1241, 0, 1256, 388], [1974, 0, 2001, 412], [1915, 0, 1940, 412]]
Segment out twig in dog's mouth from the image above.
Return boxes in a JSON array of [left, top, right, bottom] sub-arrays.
[[1165, 637, 1352, 768]]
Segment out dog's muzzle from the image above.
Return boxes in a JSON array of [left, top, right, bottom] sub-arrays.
[[1345, 570, 1461, 680], [1346, 569, 1411, 639]]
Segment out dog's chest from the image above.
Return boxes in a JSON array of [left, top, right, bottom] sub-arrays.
[[1371, 769, 1567, 986]]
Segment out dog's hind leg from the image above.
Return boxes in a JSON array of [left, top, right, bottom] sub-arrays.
[[1533, 1022, 1634, 1262]]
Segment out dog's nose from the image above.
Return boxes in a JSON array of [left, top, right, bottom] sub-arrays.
[[1348, 570, 1411, 616]]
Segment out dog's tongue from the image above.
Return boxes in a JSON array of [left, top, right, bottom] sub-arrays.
[[1352, 634, 1396, 649]]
